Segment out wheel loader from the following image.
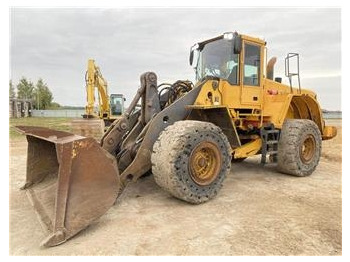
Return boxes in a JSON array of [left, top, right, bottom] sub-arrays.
[[16, 32, 337, 247]]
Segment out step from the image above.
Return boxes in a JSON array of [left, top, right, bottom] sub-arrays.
[[263, 130, 280, 134], [266, 140, 278, 144], [267, 150, 278, 155]]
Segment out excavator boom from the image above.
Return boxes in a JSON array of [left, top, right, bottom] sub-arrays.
[[85, 59, 110, 118]]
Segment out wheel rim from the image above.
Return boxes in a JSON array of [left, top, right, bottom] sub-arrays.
[[300, 134, 316, 164], [189, 141, 222, 186]]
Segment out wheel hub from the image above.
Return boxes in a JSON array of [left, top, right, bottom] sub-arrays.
[[198, 158, 207, 167], [189, 141, 222, 186], [300, 134, 316, 164]]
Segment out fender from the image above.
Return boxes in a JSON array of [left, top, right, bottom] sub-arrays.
[[186, 105, 241, 149], [278, 93, 324, 132]]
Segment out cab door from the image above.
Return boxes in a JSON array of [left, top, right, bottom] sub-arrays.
[[240, 41, 263, 105]]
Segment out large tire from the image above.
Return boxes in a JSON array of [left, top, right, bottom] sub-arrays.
[[151, 120, 232, 204], [277, 119, 322, 176]]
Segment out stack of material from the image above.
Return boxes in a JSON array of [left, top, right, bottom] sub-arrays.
[[71, 119, 105, 141]]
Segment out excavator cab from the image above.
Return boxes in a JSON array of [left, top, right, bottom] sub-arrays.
[[110, 93, 125, 116]]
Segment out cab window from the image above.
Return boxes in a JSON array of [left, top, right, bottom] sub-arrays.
[[244, 43, 261, 86], [196, 38, 240, 85]]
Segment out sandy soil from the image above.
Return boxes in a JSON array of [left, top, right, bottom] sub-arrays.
[[9, 120, 342, 255]]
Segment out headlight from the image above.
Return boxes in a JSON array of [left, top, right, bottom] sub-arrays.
[[223, 32, 234, 40], [191, 43, 199, 51]]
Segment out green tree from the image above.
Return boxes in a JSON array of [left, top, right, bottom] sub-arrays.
[[48, 102, 61, 109], [34, 78, 53, 109], [9, 80, 15, 98], [17, 77, 34, 100]]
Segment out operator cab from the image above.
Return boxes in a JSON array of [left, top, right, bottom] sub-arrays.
[[190, 32, 265, 106], [190, 32, 242, 85], [110, 94, 125, 116], [190, 32, 264, 85]]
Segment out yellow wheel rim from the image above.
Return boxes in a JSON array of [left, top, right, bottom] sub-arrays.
[[300, 135, 316, 164], [189, 141, 221, 186]]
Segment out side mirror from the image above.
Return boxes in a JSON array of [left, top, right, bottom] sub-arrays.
[[233, 35, 242, 54], [189, 44, 199, 66], [189, 49, 194, 66]]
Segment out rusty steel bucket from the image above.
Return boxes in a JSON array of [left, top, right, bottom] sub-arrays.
[[16, 126, 121, 247]]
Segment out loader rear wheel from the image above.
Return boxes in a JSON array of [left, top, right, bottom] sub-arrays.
[[151, 120, 232, 204], [277, 119, 321, 176]]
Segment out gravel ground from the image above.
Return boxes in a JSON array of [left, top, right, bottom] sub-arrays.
[[9, 119, 342, 255]]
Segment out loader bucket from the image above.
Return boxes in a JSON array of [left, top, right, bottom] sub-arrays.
[[15, 126, 121, 247]]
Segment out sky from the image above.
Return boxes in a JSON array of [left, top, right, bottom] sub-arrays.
[[10, 7, 341, 110]]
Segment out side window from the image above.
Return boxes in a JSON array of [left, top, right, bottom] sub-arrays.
[[226, 54, 239, 85], [244, 43, 261, 86]]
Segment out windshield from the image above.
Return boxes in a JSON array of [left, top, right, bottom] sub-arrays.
[[196, 38, 239, 85], [110, 95, 124, 116]]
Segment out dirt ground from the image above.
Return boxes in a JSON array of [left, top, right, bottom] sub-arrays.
[[9, 119, 342, 256]]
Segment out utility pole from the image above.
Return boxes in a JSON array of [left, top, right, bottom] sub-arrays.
[[37, 92, 40, 110]]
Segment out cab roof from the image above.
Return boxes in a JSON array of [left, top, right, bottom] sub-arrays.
[[196, 32, 266, 50]]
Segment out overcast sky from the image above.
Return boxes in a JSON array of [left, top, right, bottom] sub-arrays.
[[10, 7, 341, 110]]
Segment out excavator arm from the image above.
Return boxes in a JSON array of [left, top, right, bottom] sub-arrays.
[[85, 59, 110, 118]]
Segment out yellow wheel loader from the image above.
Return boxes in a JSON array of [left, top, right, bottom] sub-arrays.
[[16, 32, 337, 247]]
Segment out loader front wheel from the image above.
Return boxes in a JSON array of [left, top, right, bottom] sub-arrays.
[[151, 120, 232, 204], [277, 119, 321, 176]]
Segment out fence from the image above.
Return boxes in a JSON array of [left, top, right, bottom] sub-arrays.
[[29, 109, 342, 119], [31, 109, 85, 118]]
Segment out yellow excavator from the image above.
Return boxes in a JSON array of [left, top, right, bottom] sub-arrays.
[[16, 32, 337, 247], [72, 59, 125, 137]]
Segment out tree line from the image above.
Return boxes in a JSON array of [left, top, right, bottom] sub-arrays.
[[9, 77, 60, 109]]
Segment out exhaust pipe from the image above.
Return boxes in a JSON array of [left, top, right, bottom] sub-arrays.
[[16, 126, 121, 247], [267, 57, 277, 80]]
